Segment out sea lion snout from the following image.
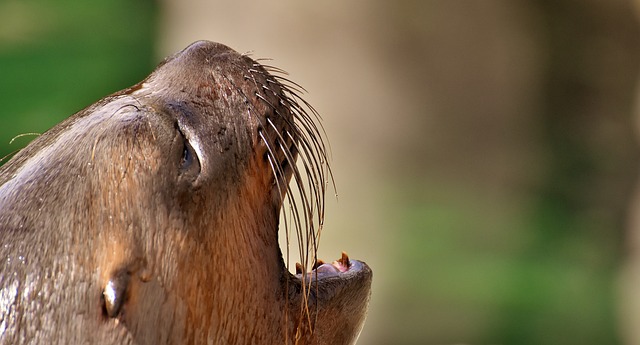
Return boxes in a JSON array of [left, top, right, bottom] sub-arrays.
[[0, 40, 372, 345]]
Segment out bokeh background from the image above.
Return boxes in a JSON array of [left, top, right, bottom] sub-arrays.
[[2, 1, 640, 344]]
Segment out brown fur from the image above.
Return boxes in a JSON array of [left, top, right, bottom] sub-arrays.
[[0, 41, 371, 344]]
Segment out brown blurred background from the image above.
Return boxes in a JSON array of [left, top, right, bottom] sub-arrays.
[[2, 1, 640, 344]]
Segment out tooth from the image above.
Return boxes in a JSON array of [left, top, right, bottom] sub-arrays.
[[295, 262, 303, 274], [339, 251, 351, 268], [312, 259, 325, 270]]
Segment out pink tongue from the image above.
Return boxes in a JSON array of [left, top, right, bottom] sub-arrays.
[[314, 259, 349, 274], [315, 263, 340, 274], [331, 259, 350, 273], [298, 252, 352, 275]]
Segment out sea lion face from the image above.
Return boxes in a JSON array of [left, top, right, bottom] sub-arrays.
[[0, 41, 371, 345]]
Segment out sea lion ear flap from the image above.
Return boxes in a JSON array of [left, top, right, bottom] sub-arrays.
[[101, 270, 130, 318]]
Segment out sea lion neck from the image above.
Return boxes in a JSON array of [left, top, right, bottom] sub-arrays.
[[142, 157, 289, 344]]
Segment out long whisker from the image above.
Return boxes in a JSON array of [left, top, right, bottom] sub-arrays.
[[237, 57, 337, 339]]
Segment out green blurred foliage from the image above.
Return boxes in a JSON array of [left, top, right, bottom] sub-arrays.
[[0, 0, 157, 161], [383, 182, 619, 344]]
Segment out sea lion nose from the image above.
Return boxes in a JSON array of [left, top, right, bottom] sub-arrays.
[[172, 40, 238, 67], [140, 40, 245, 99]]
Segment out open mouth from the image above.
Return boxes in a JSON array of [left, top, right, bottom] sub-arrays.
[[295, 252, 368, 282], [297, 252, 349, 275]]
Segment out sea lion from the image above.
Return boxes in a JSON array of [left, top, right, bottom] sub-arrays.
[[0, 41, 372, 344]]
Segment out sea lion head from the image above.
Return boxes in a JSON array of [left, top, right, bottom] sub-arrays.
[[0, 41, 371, 344]]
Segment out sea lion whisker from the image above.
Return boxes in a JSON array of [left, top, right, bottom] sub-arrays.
[[265, 118, 319, 230], [262, 123, 319, 307], [252, 57, 274, 63], [282, 129, 326, 236], [279, 141, 314, 257], [283, 91, 328, 141], [258, 129, 287, 204], [248, 66, 329, 170], [268, 91, 335, 256], [267, 118, 324, 227], [277, 94, 330, 159], [255, 112, 309, 287], [126, 95, 156, 142], [269, 75, 308, 95], [8, 132, 41, 145], [243, 70, 264, 96], [257, 114, 317, 319], [0, 149, 21, 164], [259, 129, 294, 273], [218, 60, 326, 295], [256, 66, 314, 100], [263, 151, 297, 345], [292, 117, 336, 196], [260, 84, 278, 99], [231, 75, 316, 263], [250, 93, 322, 206], [279, 89, 331, 157], [282, 178, 313, 314], [264, 96, 328, 182], [256, 64, 290, 77], [89, 104, 142, 164], [283, 118, 332, 200], [259, 132, 313, 328]]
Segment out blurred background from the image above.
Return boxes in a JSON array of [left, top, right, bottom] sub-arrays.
[[1, 0, 640, 344]]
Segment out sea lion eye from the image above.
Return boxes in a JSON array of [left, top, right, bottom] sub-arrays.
[[176, 127, 201, 179], [180, 139, 201, 176], [181, 141, 194, 169]]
